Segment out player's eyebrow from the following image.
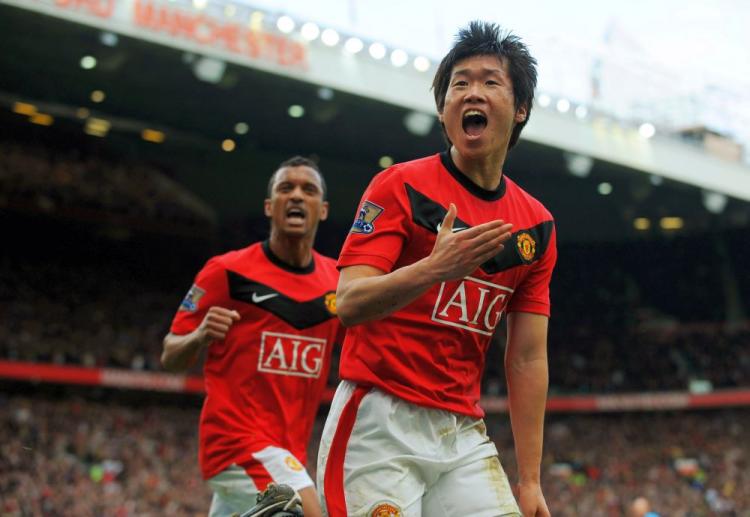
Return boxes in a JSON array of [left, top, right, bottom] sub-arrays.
[[452, 66, 504, 79]]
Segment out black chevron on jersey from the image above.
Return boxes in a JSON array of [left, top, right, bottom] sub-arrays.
[[226, 270, 336, 329], [405, 183, 471, 233], [480, 220, 554, 273], [405, 183, 553, 274]]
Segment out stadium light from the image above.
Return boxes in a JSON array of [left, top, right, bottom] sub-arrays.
[[277, 16, 295, 34], [85, 117, 110, 137], [90, 90, 106, 103], [639, 122, 656, 139], [633, 218, 651, 230], [660, 217, 684, 230], [142, 129, 165, 143], [192, 0, 207, 10], [30, 113, 53, 126], [222, 139, 236, 152], [702, 191, 728, 214], [321, 29, 340, 46], [403, 111, 434, 136], [390, 49, 408, 67], [12, 102, 36, 116], [369, 42, 386, 60], [80, 55, 97, 70], [564, 153, 593, 178], [379, 156, 394, 168], [249, 11, 264, 31], [414, 56, 430, 72], [234, 122, 249, 135], [288, 105, 305, 118], [575, 105, 588, 119], [99, 32, 118, 47], [76, 107, 90, 119], [556, 99, 570, 113], [344, 37, 364, 54], [537, 94, 551, 107], [317, 87, 334, 101], [301, 22, 320, 41], [597, 182, 613, 195]]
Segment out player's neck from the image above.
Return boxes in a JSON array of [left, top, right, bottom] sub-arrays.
[[450, 146, 506, 190], [267, 233, 314, 269]]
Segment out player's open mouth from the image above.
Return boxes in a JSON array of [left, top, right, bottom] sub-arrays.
[[286, 207, 306, 223], [462, 110, 487, 137]]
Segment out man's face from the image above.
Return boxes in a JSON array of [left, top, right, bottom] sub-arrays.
[[440, 54, 527, 161], [264, 166, 328, 237]]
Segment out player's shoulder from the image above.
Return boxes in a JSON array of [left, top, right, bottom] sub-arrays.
[[504, 175, 554, 222], [205, 242, 262, 270], [312, 250, 338, 269]]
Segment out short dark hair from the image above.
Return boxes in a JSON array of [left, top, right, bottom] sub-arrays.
[[267, 156, 327, 199], [432, 21, 537, 150]]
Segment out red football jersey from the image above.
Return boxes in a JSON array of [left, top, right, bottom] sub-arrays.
[[338, 152, 557, 418], [170, 241, 342, 479]]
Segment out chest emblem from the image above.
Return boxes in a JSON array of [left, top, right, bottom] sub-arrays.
[[516, 231, 536, 262], [324, 292, 337, 315]]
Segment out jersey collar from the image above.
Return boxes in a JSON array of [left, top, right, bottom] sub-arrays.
[[439, 151, 507, 201], [261, 240, 316, 274]]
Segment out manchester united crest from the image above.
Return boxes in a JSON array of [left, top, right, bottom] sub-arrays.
[[516, 231, 536, 262], [324, 292, 337, 315], [284, 455, 304, 472], [369, 501, 402, 517]]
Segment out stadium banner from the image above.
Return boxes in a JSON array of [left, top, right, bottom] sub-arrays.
[[2, 360, 750, 413]]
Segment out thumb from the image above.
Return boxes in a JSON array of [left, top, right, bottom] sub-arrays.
[[230, 310, 241, 321], [440, 203, 457, 233]]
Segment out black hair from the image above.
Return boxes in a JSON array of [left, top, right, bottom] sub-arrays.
[[432, 21, 537, 150], [266, 156, 327, 199]]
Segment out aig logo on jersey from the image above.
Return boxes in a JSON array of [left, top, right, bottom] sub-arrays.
[[258, 332, 327, 378], [350, 200, 384, 234], [431, 276, 513, 336]]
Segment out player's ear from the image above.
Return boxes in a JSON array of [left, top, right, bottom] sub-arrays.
[[264, 198, 272, 217], [320, 201, 329, 222], [515, 104, 528, 123]]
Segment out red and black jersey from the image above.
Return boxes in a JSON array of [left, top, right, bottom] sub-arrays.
[[170, 241, 342, 479], [338, 152, 557, 418]]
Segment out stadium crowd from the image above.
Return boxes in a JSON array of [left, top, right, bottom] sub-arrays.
[[0, 141, 216, 232], [2, 392, 747, 516], [2, 250, 747, 395]]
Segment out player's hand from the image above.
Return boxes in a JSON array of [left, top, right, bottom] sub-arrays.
[[197, 306, 240, 346], [514, 482, 551, 517], [426, 203, 513, 282]]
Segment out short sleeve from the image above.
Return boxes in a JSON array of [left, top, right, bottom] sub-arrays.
[[507, 224, 557, 317], [169, 257, 228, 335], [337, 170, 411, 273]]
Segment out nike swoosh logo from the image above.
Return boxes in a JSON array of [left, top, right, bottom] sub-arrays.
[[436, 222, 469, 233], [251, 292, 279, 303]]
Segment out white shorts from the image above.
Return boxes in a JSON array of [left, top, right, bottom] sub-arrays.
[[317, 381, 521, 517], [207, 446, 314, 517]]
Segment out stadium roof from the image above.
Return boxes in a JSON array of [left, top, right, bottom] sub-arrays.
[[1, 3, 749, 243]]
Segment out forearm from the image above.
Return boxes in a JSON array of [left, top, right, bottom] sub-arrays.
[[337, 259, 439, 326], [161, 331, 206, 372], [506, 355, 548, 484]]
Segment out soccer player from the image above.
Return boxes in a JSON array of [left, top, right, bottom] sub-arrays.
[[317, 22, 555, 517], [162, 156, 340, 517]]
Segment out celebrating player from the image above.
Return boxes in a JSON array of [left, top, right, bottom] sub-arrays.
[[162, 157, 341, 517], [318, 22, 556, 517]]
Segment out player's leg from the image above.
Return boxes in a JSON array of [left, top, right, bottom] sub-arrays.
[[317, 381, 427, 517], [207, 464, 265, 517], [250, 446, 321, 517], [423, 455, 520, 517]]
